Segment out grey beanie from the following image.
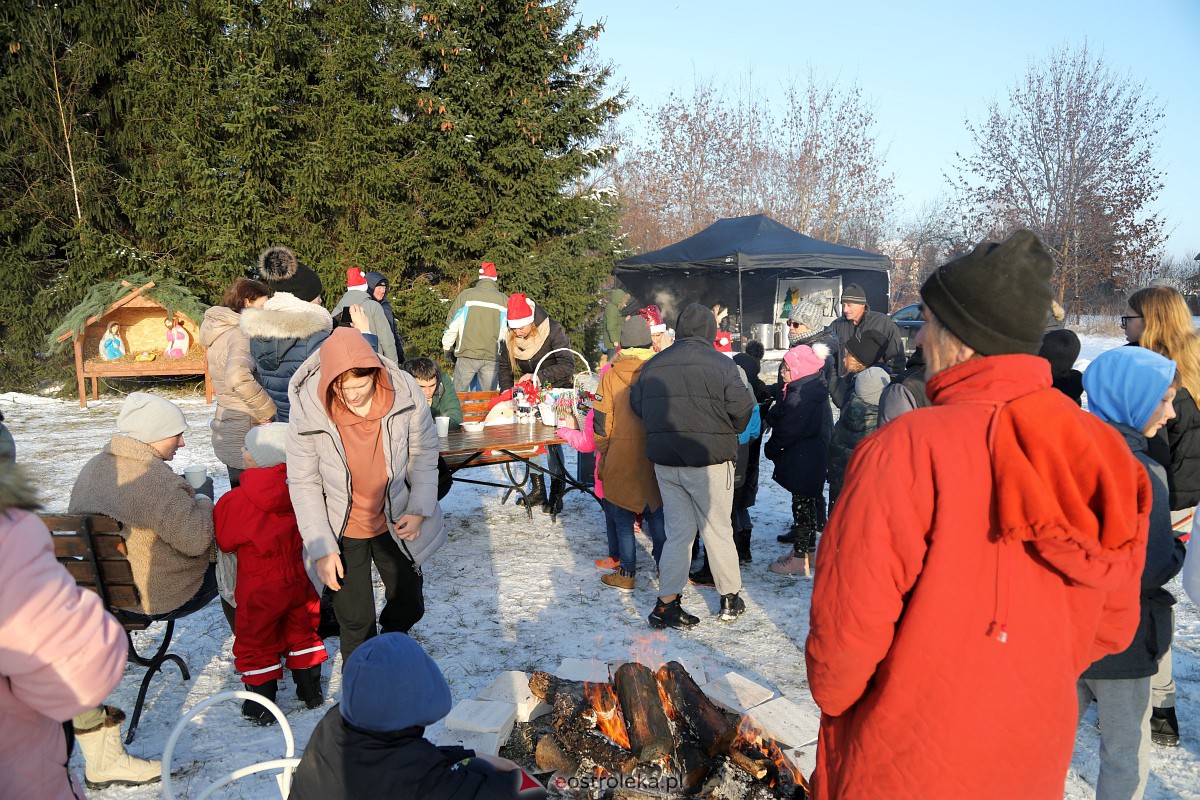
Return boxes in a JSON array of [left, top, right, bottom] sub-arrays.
[[840, 284, 868, 305], [245, 423, 288, 468], [788, 299, 824, 332], [117, 392, 187, 444], [619, 315, 653, 349]]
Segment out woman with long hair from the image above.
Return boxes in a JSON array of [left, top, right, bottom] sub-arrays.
[[199, 277, 275, 488], [1124, 284, 1200, 747], [286, 327, 446, 662]]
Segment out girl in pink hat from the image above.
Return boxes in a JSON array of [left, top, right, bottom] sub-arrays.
[[765, 343, 833, 576]]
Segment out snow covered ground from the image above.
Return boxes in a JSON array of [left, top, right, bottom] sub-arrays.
[[3, 330, 1198, 799]]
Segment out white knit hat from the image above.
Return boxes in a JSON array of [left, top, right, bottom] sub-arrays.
[[117, 392, 187, 444], [245, 423, 288, 468]]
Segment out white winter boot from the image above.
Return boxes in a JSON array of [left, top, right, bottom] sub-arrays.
[[74, 706, 162, 790]]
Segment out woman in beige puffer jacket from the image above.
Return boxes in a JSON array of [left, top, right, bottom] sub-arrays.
[[199, 278, 276, 487]]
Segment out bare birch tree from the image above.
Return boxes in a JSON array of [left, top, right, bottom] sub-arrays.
[[951, 42, 1165, 300]]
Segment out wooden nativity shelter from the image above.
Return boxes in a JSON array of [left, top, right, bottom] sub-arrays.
[[57, 281, 212, 408]]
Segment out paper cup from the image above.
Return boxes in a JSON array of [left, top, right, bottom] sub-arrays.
[[435, 416, 450, 437], [184, 465, 208, 489]]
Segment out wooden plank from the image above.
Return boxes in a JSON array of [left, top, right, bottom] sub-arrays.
[[75, 582, 141, 609], [42, 515, 123, 533], [56, 281, 157, 343], [62, 558, 134, 586]]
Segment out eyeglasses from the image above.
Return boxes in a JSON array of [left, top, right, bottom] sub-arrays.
[[1120, 315, 1142, 328], [787, 321, 803, 329]]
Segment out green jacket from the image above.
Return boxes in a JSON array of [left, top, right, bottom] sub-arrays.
[[603, 288, 629, 349], [430, 370, 463, 429]]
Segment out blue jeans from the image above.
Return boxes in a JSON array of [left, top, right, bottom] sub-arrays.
[[602, 500, 621, 560], [605, 502, 666, 575]]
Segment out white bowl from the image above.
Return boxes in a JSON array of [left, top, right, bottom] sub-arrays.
[[461, 421, 485, 433]]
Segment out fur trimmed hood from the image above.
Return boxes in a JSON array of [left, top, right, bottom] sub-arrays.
[[240, 293, 333, 342], [0, 460, 39, 512]]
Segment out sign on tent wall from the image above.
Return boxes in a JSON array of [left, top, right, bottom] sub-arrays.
[[775, 278, 840, 328]]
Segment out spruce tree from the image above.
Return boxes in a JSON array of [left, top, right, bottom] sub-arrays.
[[403, 0, 625, 349]]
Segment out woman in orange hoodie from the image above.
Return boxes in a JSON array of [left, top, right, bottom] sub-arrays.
[[286, 327, 447, 662]]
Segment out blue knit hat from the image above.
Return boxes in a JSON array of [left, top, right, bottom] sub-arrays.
[[340, 633, 451, 732], [1083, 347, 1176, 432]]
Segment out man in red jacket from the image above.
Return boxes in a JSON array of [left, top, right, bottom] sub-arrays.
[[805, 230, 1151, 799]]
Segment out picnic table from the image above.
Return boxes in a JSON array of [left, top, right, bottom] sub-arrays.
[[440, 422, 598, 520]]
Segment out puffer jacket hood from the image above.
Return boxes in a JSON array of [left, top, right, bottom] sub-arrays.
[[237, 463, 294, 515], [853, 366, 891, 406], [676, 304, 717, 343], [240, 294, 333, 352], [199, 305, 239, 347], [316, 328, 386, 414]]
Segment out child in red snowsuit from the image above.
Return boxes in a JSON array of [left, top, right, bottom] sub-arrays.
[[215, 423, 327, 724]]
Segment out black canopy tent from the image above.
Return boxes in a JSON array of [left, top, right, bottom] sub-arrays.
[[614, 215, 892, 346]]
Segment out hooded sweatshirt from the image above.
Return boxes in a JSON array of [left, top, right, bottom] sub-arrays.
[[317, 329, 396, 538], [629, 304, 755, 467]]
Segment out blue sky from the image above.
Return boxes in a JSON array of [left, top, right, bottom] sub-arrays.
[[573, 0, 1199, 260]]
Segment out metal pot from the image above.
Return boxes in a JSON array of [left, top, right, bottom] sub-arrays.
[[751, 323, 774, 347]]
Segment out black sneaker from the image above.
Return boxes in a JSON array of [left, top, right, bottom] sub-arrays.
[[718, 592, 746, 621], [1151, 706, 1180, 747], [648, 598, 700, 629], [777, 528, 798, 544]]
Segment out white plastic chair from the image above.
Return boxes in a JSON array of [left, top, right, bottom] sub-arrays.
[[161, 690, 301, 800]]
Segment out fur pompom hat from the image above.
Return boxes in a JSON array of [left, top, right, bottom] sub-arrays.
[[256, 246, 324, 303]]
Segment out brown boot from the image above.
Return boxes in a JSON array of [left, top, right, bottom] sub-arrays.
[[601, 569, 635, 590]]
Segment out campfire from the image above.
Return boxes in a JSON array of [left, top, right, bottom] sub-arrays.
[[515, 662, 809, 799]]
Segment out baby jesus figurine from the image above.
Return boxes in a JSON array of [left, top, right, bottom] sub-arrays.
[[163, 318, 190, 358], [99, 322, 125, 360]]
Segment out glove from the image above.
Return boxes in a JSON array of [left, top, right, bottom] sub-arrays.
[[194, 476, 215, 500]]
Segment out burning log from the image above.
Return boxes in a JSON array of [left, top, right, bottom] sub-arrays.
[[728, 746, 771, 781], [675, 733, 715, 794], [550, 681, 638, 774], [614, 662, 675, 764], [534, 734, 577, 774], [656, 660, 737, 756], [528, 670, 567, 703]]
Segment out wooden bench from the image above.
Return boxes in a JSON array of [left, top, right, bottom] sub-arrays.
[[42, 513, 191, 744]]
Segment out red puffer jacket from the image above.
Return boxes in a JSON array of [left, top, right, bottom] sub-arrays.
[[805, 355, 1150, 800]]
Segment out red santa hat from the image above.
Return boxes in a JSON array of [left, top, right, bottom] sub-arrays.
[[347, 267, 368, 291], [479, 262, 498, 280], [507, 293, 536, 328], [639, 305, 667, 334], [714, 332, 733, 353]]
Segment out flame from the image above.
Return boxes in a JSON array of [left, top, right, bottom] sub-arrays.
[[630, 631, 667, 670], [732, 716, 806, 789], [657, 678, 677, 720], [583, 681, 631, 750]]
